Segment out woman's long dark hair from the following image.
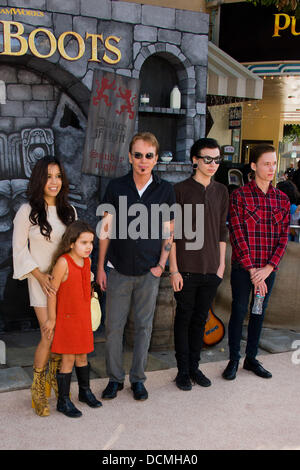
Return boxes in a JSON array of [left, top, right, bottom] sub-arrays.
[[27, 157, 76, 240]]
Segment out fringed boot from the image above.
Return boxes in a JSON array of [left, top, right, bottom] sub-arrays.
[[31, 366, 50, 417]]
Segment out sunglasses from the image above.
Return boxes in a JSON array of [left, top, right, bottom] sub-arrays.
[[131, 152, 155, 160], [196, 155, 223, 164]]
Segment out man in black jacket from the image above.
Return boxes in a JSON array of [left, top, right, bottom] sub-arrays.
[[97, 132, 175, 401]]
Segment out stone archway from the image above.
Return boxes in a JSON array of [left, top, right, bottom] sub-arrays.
[[133, 44, 197, 162]]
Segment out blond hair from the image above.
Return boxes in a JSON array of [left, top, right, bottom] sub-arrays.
[[129, 132, 159, 155]]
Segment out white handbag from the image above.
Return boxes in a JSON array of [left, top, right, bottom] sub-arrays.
[[91, 291, 102, 332]]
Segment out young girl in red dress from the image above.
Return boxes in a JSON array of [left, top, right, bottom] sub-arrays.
[[43, 220, 102, 417]]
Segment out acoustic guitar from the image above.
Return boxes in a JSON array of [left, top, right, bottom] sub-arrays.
[[203, 307, 225, 346]]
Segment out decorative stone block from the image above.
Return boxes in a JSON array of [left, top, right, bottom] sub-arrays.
[[181, 33, 208, 66], [195, 65, 207, 102], [165, 44, 180, 57], [112, 1, 141, 24], [8, 0, 46, 8], [14, 9, 52, 27], [99, 20, 133, 69], [134, 25, 157, 43], [196, 102, 206, 115], [178, 78, 197, 92], [7, 84, 32, 101], [58, 42, 88, 78], [0, 117, 14, 132], [158, 29, 181, 45], [80, 0, 111, 20], [53, 13, 73, 37], [0, 101, 23, 117], [142, 5, 175, 30], [0, 10, 11, 22], [176, 10, 209, 35], [46, 100, 57, 117], [24, 100, 46, 117], [155, 43, 166, 53], [0, 66, 18, 83], [82, 69, 94, 91], [133, 42, 141, 60], [14, 117, 36, 131], [148, 44, 156, 55], [116, 69, 132, 77], [73, 15, 97, 36], [186, 108, 196, 117], [134, 53, 146, 72], [32, 85, 54, 100], [47, 0, 80, 15]]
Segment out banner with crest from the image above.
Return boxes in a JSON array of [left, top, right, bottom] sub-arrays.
[[82, 70, 140, 178]]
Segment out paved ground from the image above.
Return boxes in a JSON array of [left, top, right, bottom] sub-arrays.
[[1, 325, 300, 392], [0, 351, 299, 452], [0, 326, 300, 453]]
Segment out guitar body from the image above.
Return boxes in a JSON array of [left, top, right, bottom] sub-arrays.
[[203, 307, 225, 346]]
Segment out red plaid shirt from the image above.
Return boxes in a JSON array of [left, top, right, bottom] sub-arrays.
[[229, 180, 290, 270]]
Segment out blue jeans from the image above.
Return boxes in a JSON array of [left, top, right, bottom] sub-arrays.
[[228, 263, 276, 361]]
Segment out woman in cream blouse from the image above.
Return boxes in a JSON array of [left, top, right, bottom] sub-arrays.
[[13, 157, 76, 416]]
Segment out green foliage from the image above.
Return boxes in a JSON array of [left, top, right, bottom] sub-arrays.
[[283, 124, 300, 143], [246, 1, 300, 19]]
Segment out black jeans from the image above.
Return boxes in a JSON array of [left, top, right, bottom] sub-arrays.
[[228, 263, 276, 361], [174, 273, 222, 373]]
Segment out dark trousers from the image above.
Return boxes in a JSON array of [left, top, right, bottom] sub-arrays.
[[174, 273, 222, 373], [228, 264, 276, 361]]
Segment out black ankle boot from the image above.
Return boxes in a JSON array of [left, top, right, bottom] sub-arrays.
[[175, 372, 192, 391], [56, 372, 82, 418], [75, 364, 102, 408]]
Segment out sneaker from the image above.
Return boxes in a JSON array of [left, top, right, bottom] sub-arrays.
[[175, 373, 192, 391], [131, 382, 148, 400], [101, 381, 124, 399], [190, 369, 211, 387], [243, 357, 272, 379]]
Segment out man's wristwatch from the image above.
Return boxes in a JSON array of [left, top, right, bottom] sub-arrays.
[[157, 263, 165, 272]]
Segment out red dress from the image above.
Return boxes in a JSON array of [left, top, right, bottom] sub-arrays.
[[51, 254, 94, 354]]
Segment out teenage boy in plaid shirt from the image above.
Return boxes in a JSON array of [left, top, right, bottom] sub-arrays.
[[223, 144, 290, 380]]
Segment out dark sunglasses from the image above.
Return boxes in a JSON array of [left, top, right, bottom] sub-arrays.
[[196, 155, 223, 164], [132, 152, 155, 160]]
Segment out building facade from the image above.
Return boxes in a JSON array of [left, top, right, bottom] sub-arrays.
[[206, 0, 300, 177], [0, 0, 210, 330]]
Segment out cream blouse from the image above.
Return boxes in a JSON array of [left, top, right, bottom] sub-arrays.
[[13, 203, 76, 307]]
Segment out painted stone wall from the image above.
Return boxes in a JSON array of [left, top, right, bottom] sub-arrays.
[[0, 0, 209, 330]]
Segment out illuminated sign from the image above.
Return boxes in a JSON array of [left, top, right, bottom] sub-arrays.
[[219, 3, 299, 63], [273, 14, 300, 37]]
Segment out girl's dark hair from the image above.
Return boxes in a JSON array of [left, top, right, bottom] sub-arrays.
[[50, 220, 95, 272], [27, 157, 75, 240]]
